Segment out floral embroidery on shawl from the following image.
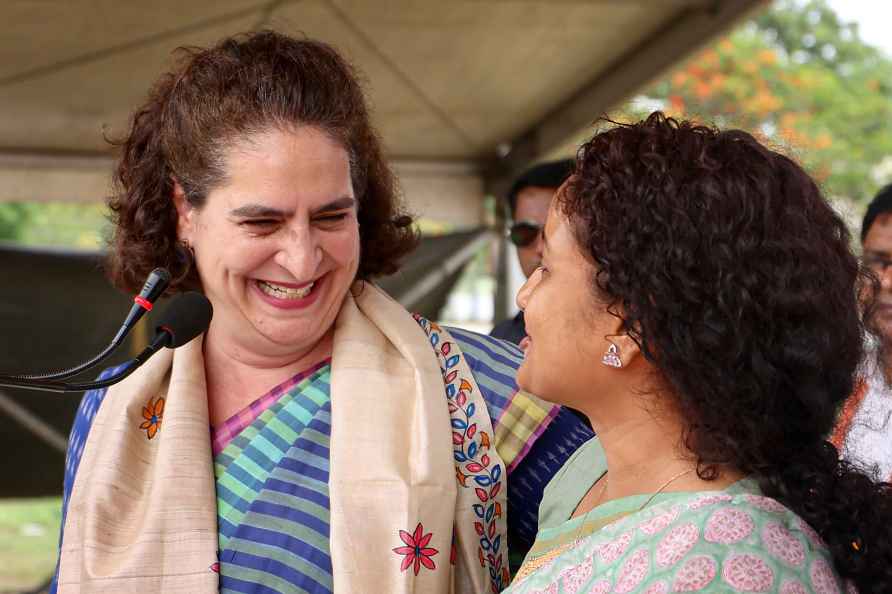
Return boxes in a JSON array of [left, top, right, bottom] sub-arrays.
[[393, 522, 440, 575], [139, 396, 164, 439], [414, 314, 510, 592]]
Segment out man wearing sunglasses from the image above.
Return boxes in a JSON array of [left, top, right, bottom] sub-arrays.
[[863, 185, 892, 344], [833, 184, 892, 483], [491, 159, 575, 344]]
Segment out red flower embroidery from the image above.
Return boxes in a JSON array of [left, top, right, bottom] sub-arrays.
[[393, 523, 439, 575], [139, 396, 164, 439]]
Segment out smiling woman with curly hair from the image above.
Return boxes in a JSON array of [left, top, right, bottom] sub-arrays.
[[504, 112, 892, 593], [49, 30, 594, 594]]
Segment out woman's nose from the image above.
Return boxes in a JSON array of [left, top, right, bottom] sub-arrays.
[[275, 228, 322, 280], [516, 268, 541, 312]]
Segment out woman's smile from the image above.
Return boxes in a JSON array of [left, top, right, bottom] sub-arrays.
[[256, 279, 315, 300], [252, 277, 322, 310]]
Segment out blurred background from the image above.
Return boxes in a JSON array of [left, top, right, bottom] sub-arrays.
[[2, 0, 890, 591]]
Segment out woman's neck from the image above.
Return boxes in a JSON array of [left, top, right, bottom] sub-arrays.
[[596, 414, 689, 489], [202, 328, 334, 427], [585, 401, 744, 509]]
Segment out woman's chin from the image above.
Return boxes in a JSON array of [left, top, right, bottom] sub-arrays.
[[515, 363, 543, 399], [515, 360, 529, 388]]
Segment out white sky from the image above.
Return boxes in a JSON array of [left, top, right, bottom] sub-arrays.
[[825, 0, 892, 58]]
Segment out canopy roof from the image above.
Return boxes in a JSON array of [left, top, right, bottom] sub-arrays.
[[0, 0, 761, 208], [0, 0, 764, 498]]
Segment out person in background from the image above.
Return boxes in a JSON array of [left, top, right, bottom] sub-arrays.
[[50, 31, 592, 594], [504, 113, 892, 593], [832, 184, 892, 482], [491, 159, 575, 345]]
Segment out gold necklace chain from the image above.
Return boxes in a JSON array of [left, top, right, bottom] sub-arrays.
[[571, 467, 695, 544], [513, 467, 698, 583], [635, 468, 696, 512]]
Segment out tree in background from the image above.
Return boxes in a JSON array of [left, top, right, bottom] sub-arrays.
[[2, 0, 890, 246], [0, 203, 29, 242], [0, 202, 107, 248], [628, 0, 892, 206]]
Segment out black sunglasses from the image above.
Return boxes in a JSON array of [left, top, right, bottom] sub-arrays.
[[508, 221, 543, 248]]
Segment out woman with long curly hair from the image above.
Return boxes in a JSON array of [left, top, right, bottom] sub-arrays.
[[50, 31, 592, 594], [504, 112, 892, 593]]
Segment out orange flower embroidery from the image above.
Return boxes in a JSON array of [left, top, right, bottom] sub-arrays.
[[139, 396, 165, 439]]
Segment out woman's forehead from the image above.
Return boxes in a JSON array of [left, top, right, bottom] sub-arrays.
[[199, 135, 352, 218]]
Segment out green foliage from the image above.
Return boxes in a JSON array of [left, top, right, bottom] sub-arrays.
[[0, 203, 30, 241], [0, 497, 61, 590], [0, 202, 109, 249], [623, 0, 892, 205]]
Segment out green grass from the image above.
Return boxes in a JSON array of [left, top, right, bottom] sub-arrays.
[[0, 497, 61, 593]]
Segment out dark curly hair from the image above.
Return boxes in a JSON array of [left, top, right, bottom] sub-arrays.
[[107, 30, 417, 293], [562, 112, 892, 589]]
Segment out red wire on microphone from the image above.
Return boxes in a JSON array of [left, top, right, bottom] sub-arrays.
[[134, 296, 154, 311]]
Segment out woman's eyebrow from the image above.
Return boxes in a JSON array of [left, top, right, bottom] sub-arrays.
[[314, 196, 356, 214], [229, 204, 291, 218], [228, 196, 355, 218]]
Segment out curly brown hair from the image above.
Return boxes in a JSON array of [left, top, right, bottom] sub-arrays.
[[107, 30, 417, 294], [562, 112, 892, 588]]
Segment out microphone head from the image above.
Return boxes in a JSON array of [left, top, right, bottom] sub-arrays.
[[155, 292, 213, 348], [139, 268, 172, 304]]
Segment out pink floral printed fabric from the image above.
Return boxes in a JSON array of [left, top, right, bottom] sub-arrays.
[[505, 490, 855, 594]]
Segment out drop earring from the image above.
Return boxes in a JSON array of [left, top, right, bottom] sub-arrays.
[[601, 343, 622, 368]]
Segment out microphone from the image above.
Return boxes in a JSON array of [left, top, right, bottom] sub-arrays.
[[0, 268, 171, 382], [153, 291, 213, 348], [0, 292, 212, 393], [113, 268, 172, 345]]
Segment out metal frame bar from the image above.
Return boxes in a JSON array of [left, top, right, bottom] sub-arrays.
[[483, 0, 765, 198], [0, 390, 68, 454], [396, 230, 493, 311]]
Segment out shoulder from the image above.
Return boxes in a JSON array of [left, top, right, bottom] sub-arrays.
[[53, 367, 121, 594], [546, 436, 604, 491], [600, 492, 847, 592], [413, 315, 524, 417], [442, 324, 525, 401], [538, 437, 602, 528], [410, 314, 523, 373], [63, 365, 125, 502], [70, 366, 122, 434], [445, 324, 524, 370]]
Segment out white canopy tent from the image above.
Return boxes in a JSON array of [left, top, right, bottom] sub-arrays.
[[0, 0, 765, 498], [1, 0, 761, 213]]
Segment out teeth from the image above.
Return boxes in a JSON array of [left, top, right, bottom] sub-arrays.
[[258, 280, 314, 299]]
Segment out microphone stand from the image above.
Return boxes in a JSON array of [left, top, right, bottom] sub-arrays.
[[0, 267, 170, 382], [0, 331, 172, 393]]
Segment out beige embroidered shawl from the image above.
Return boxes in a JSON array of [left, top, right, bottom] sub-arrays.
[[57, 282, 507, 593]]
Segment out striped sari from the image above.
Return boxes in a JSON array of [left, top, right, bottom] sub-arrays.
[[53, 320, 594, 594]]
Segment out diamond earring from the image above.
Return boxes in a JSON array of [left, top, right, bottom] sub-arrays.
[[601, 343, 622, 368]]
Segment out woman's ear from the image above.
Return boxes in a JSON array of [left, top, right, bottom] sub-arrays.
[[172, 179, 193, 243], [602, 312, 643, 369], [611, 332, 642, 368]]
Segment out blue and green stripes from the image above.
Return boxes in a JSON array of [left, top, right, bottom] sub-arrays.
[[215, 365, 334, 594]]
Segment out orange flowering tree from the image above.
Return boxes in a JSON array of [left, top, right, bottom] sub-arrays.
[[624, 0, 892, 205]]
